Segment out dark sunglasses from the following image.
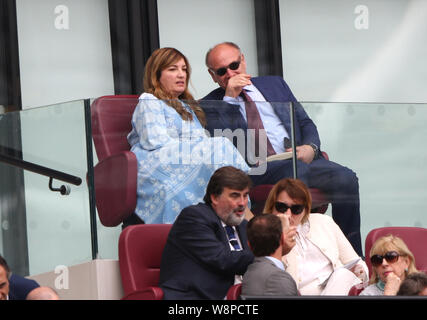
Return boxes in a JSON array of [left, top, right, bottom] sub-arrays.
[[370, 251, 400, 267], [274, 201, 304, 215], [212, 60, 241, 76]]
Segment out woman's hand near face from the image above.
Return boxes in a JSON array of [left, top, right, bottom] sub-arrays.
[[277, 213, 290, 231], [277, 213, 297, 254], [383, 272, 402, 296]]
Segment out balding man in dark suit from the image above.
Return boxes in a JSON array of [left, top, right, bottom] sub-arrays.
[[201, 42, 362, 257]]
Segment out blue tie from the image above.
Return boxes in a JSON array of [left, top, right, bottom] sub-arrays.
[[225, 226, 242, 251]]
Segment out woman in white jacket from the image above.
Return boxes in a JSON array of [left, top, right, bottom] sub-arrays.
[[263, 178, 368, 295]]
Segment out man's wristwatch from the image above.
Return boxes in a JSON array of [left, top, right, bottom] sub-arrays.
[[309, 143, 319, 159]]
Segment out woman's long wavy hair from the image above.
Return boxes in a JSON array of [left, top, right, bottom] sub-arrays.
[[143, 47, 206, 127]]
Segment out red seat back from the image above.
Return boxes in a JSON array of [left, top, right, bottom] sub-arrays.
[[227, 283, 242, 300], [118, 224, 172, 297], [91, 95, 139, 161], [249, 152, 330, 215], [90, 95, 139, 226], [365, 227, 427, 277]]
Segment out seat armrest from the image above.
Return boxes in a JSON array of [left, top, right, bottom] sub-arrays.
[[121, 287, 164, 300], [94, 151, 137, 227], [348, 282, 367, 296], [321, 151, 329, 160]]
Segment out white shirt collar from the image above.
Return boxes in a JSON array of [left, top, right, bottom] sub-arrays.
[[243, 84, 257, 93], [265, 256, 286, 271], [221, 221, 230, 228]]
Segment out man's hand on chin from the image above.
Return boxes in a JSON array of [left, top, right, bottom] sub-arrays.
[[225, 74, 252, 98]]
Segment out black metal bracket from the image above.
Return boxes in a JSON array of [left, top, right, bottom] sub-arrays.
[[48, 177, 71, 195]]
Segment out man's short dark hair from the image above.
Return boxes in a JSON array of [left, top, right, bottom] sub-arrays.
[[0, 254, 11, 279], [397, 272, 427, 296], [203, 166, 252, 205], [247, 214, 282, 257]]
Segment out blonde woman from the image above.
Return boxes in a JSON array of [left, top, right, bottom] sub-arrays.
[[127, 47, 249, 224], [360, 235, 418, 295], [263, 178, 368, 295]]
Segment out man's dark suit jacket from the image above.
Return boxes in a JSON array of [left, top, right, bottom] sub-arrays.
[[9, 274, 40, 300], [201, 76, 321, 161], [159, 203, 254, 300]]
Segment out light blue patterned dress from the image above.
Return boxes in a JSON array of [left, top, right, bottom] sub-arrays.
[[127, 93, 250, 224]]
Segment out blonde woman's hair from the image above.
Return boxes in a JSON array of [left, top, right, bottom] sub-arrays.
[[263, 178, 311, 225], [143, 47, 206, 127], [369, 234, 418, 284]]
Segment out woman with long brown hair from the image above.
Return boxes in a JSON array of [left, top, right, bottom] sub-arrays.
[[127, 47, 249, 224]]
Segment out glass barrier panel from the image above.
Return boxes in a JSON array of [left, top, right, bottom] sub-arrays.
[[0, 100, 93, 276], [302, 102, 427, 250], [90, 97, 427, 260], [1, 94, 425, 287]]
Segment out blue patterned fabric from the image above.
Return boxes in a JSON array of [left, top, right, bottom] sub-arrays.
[[127, 93, 249, 224]]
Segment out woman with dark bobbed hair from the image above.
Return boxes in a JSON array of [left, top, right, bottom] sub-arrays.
[[264, 178, 368, 295]]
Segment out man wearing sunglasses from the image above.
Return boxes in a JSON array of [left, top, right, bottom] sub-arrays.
[[201, 42, 363, 257]]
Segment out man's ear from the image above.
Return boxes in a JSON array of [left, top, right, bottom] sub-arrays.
[[210, 193, 218, 206], [240, 53, 247, 72], [280, 231, 286, 246], [208, 68, 218, 84]]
